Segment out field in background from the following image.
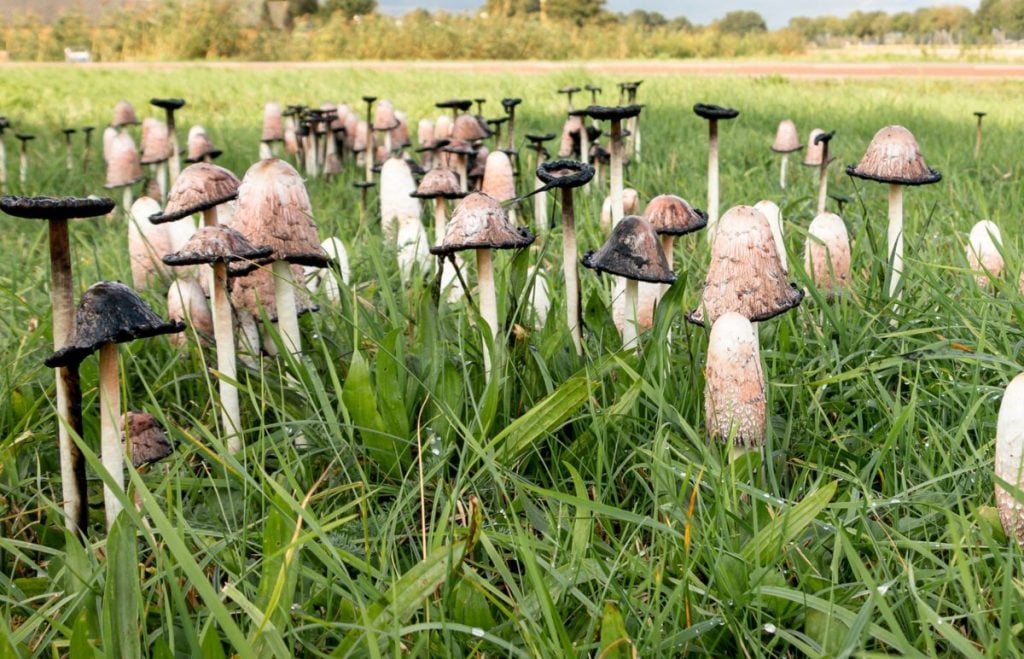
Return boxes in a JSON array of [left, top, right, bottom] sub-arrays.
[[1, 66, 1024, 656]]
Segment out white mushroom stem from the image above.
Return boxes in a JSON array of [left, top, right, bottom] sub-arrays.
[[561, 188, 582, 356], [457, 156, 468, 193], [779, 153, 789, 189], [20, 145, 28, 185], [99, 342, 124, 530], [273, 260, 302, 355], [432, 197, 447, 245], [975, 117, 983, 161], [364, 130, 374, 184], [534, 150, 547, 236], [167, 115, 180, 185], [122, 186, 134, 216], [259, 142, 273, 160], [211, 262, 241, 453], [50, 218, 86, 533], [661, 235, 674, 297], [476, 248, 497, 378], [156, 161, 168, 204], [707, 119, 719, 240], [622, 278, 639, 350], [632, 117, 642, 162], [610, 120, 624, 226], [887, 183, 904, 298], [816, 143, 829, 215]]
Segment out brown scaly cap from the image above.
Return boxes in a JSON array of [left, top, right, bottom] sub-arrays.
[[150, 162, 241, 223], [140, 118, 173, 165], [687, 205, 803, 327], [451, 114, 492, 142], [410, 168, 465, 199], [372, 100, 400, 131], [231, 159, 329, 267], [846, 125, 941, 186], [771, 119, 802, 153], [229, 263, 317, 322], [112, 99, 140, 127], [105, 132, 144, 189], [804, 212, 851, 298], [429, 192, 534, 256], [0, 195, 115, 220], [693, 103, 739, 121], [122, 411, 174, 468], [162, 225, 273, 272], [643, 194, 707, 236], [45, 281, 185, 368], [185, 128, 222, 163], [705, 312, 766, 448], [582, 215, 676, 284]]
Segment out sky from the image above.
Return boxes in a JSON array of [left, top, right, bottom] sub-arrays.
[[377, 0, 981, 29]]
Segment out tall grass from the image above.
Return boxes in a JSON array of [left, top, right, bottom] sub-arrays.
[[1, 67, 1023, 656]]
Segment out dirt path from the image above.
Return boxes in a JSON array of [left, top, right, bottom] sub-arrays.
[[6, 60, 1024, 79]]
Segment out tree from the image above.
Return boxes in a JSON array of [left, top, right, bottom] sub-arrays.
[[973, 0, 1024, 38], [624, 10, 667, 29], [714, 10, 767, 35], [482, 0, 540, 18], [545, 0, 606, 26], [323, 0, 377, 18]]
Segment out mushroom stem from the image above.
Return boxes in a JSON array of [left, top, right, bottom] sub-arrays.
[[457, 156, 468, 193], [779, 153, 788, 189], [507, 107, 516, 151], [610, 119, 624, 226], [99, 342, 123, 530], [476, 248, 497, 378], [272, 260, 302, 355], [122, 186, 134, 216], [156, 161, 168, 204], [975, 116, 983, 161], [211, 261, 241, 453], [20, 144, 28, 186], [65, 140, 74, 173], [49, 218, 87, 534], [561, 188, 582, 356], [259, 141, 273, 160], [533, 150, 547, 236], [661, 235, 674, 296], [166, 111, 180, 185], [816, 142, 829, 215], [364, 107, 375, 184], [707, 119, 719, 240], [432, 197, 447, 245], [887, 183, 904, 298], [623, 277, 638, 350]]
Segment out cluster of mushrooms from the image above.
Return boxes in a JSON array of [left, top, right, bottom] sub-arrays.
[[4, 89, 1024, 547]]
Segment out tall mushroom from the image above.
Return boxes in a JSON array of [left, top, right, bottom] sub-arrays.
[[705, 312, 765, 456], [692, 103, 739, 240], [804, 212, 851, 300], [966, 219, 1003, 288], [583, 215, 675, 349], [150, 98, 185, 184], [585, 104, 642, 229], [770, 119, 802, 189], [501, 98, 522, 151], [411, 168, 466, 301], [618, 80, 643, 159], [996, 372, 1024, 544], [0, 195, 115, 533], [481, 150, 517, 223], [753, 200, 786, 272], [140, 118, 173, 203], [846, 125, 941, 298], [803, 129, 835, 215], [974, 111, 986, 161], [105, 132, 143, 211], [149, 161, 240, 230], [644, 193, 707, 291], [45, 281, 184, 530], [525, 133, 556, 234]]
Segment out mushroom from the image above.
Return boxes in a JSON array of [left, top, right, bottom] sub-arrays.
[[618, 80, 643, 159], [644, 193, 708, 287], [770, 119, 802, 189], [140, 118, 173, 202], [525, 133, 556, 234], [166, 277, 213, 346], [687, 205, 803, 327], [557, 115, 583, 159], [585, 105, 643, 229], [583, 215, 675, 349], [803, 129, 835, 215], [974, 111, 986, 161], [536, 159, 595, 355], [411, 168, 466, 301], [966, 219, 1003, 287], [185, 126, 221, 164], [112, 100, 140, 130], [846, 125, 941, 298], [149, 161, 240, 229], [149, 98, 185, 184], [692, 103, 739, 240], [16, 134, 35, 187], [128, 196, 177, 290], [380, 155, 424, 243], [804, 212, 851, 300], [361, 96, 377, 184], [430, 192, 535, 376], [481, 150, 517, 223], [997, 372, 1024, 544], [0, 194, 115, 533], [231, 263, 317, 358], [62, 128, 77, 173], [753, 200, 786, 272], [105, 132, 143, 211], [163, 226, 272, 452], [45, 281, 184, 530], [501, 98, 522, 151], [122, 410, 174, 469], [261, 102, 284, 159], [705, 312, 765, 456], [600, 188, 639, 234], [231, 159, 329, 355], [306, 236, 350, 302], [558, 86, 581, 111], [442, 140, 476, 193]]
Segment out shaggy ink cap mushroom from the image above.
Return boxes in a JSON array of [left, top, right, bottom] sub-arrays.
[[150, 162, 241, 223], [501, 98, 522, 112], [112, 100, 140, 127], [185, 129, 222, 163], [410, 168, 466, 199], [122, 411, 174, 468], [429, 192, 534, 255], [526, 133, 557, 145], [150, 98, 185, 112], [0, 195, 115, 220], [643, 194, 707, 236], [536, 159, 595, 191], [693, 104, 739, 121], [436, 99, 473, 112], [45, 281, 185, 368], [846, 125, 941, 186], [582, 215, 676, 284], [16, 134, 35, 143], [771, 119, 802, 153], [162, 225, 273, 274], [802, 129, 835, 167], [584, 105, 643, 121]]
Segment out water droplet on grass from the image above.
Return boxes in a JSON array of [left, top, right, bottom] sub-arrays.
[[471, 627, 485, 638], [763, 623, 777, 634]]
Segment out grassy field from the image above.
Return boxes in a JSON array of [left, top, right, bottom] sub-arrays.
[[1, 65, 1024, 657]]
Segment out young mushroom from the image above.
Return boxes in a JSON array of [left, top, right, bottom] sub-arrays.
[[705, 312, 766, 457], [0, 194, 116, 533], [140, 118, 173, 202], [411, 168, 466, 301], [644, 193, 707, 291], [185, 126, 222, 164], [105, 131, 143, 211], [804, 212, 851, 300], [846, 125, 941, 298], [770, 119, 802, 189], [692, 103, 739, 240], [112, 100, 141, 131], [996, 372, 1024, 544], [966, 219, 1003, 288], [753, 200, 786, 272], [167, 277, 214, 346], [45, 281, 184, 530], [481, 150, 517, 223]]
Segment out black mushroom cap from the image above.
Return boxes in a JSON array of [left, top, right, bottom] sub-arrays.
[[353, 180, 377, 189], [581, 215, 676, 284], [429, 192, 535, 255], [498, 147, 518, 158], [526, 133, 557, 144], [501, 98, 522, 111], [82, 126, 95, 134], [436, 99, 473, 112], [693, 103, 739, 121], [585, 126, 602, 141], [619, 80, 643, 91], [62, 128, 77, 136], [814, 130, 836, 146], [1, 195, 115, 220], [558, 86, 582, 94], [162, 225, 273, 270], [487, 116, 509, 127], [974, 111, 987, 118], [45, 281, 185, 368], [536, 159, 595, 190], [415, 138, 451, 153], [584, 104, 643, 121], [150, 98, 186, 111], [362, 95, 378, 104], [16, 134, 36, 142], [585, 84, 602, 93]]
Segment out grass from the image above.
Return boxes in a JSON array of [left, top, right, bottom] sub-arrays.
[[1, 64, 1024, 657]]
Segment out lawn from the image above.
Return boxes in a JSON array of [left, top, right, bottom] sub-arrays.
[[1, 64, 1023, 657]]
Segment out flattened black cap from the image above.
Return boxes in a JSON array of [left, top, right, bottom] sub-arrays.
[[16, 134, 35, 142], [584, 105, 643, 121], [150, 98, 186, 111], [501, 98, 522, 111], [693, 103, 739, 121], [362, 95, 378, 104], [558, 86, 582, 94], [536, 159, 594, 190], [582, 215, 676, 284], [526, 133, 557, 144], [974, 111, 987, 118], [45, 281, 185, 367], [1, 195, 115, 220], [353, 180, 377, 189], [619, 80, 643, 91], [436, 99, 473, 112], [62, 128, 77, 136]]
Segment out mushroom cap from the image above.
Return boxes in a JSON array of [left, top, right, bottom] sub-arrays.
[[430, 192, 535, 255], [434, 114, 454, 139], [536, 159, 595, 190], [966, 219, 1004, 286], [452, 114, 492, 142], [129, 196, 175, 289], [262, 102, 285, 142], [846, 125, 941, 186], [229, 263, 317, 322], [416, 118, 434, 146], [351, 120, 370, 152], [140, 118, 173, 164], [804, 212, 851, 296], [436, 99, 473, 112], [526, 133, 557, 144], [481, 150, 516, 203], [442, 139, 476, 156], [45, 281, 185, 367], [558, 85, 582, 94], [582, 215, 676, 284], [162, 225, 272, 270], [373, 99, 400, 131], [112, 99, 140, 127], [410, 168, 465, 199], [974, 111, 987, 118], [501, 97, 522, 111], [150, 97, 186, 111], [584, 104, 643, 121], [390, 113, 411, 148], [705, 312, 766, 448], [62, 127, 77, 136], [996, 372, 1024, 543], [150, 162, 241, 223], [231, 159, 329, 267], [15, 133, 35, 142], [0, 195, 114, 220], [619, 80, 643, 92], [185, 126, 222, 163], [771, 119, 802, 153], [693, 103, 739, 121], [122, 411, 174, 468], [687, 205, 803, 326], [379, 157, 422, 242], [104, 132, 144, 189], [802, 128, 835, 167], [643, 194, 707, 236]]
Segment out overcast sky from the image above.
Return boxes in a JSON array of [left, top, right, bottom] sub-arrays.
[[378, 0, 980, 28]]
